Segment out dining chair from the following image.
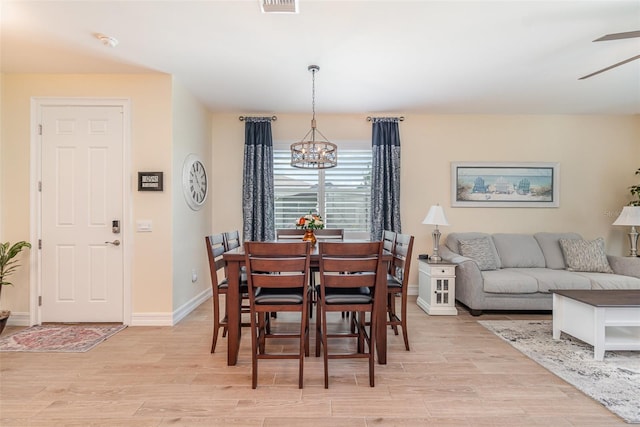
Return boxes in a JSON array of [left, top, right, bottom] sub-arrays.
[[205, 233, 249, 353], [386, 233, 414, 351], [316, 241, 384, 388], [243, 241, 311, 389]]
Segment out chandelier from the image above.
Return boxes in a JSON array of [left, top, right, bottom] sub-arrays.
[[290, 65, 337, 169]]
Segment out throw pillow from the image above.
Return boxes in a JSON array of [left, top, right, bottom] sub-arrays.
[[559, 237, 614, 273], [459, 237, 500, 271]]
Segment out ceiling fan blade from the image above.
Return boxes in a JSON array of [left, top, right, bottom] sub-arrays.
[[594, 30, 640, 42], [579, 54, 640, 80]]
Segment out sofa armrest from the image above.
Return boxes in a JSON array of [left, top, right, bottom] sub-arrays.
[[440, 245, 486, 313], [608, 255, 640, 278]]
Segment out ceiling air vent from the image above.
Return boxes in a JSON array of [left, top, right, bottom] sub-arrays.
[[260, 0, 298, 14]]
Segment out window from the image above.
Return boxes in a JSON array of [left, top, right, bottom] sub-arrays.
[[274, 144, 372, 236]]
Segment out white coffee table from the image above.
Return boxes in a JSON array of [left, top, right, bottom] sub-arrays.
[[552, 289, 640, 361]]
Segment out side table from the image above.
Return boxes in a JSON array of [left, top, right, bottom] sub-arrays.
[[416, 260, 457, 315]]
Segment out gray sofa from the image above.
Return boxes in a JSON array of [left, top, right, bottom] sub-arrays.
[[439, 232, 640, 315]]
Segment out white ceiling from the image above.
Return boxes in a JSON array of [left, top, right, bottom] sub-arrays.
[[2, 0, 639, 115]]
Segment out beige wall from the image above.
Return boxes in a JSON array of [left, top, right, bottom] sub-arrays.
[[0, 73, 175, 318], [171, 78, 212, 312], [1, 72, 638, 318], [212, 113, 639, 289]]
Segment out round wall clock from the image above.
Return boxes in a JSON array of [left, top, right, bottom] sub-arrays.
[[182, 153, 208, 210]]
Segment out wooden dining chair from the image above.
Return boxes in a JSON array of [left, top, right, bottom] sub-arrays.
[[205, 233, 249, 353], [386, 233, 414, 351], [243, 241, 311, 389], [316, 241, 384, 388]]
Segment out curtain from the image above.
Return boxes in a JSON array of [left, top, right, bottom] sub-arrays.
[[243, 117, 275, 242], [370, 117, 402, 241]]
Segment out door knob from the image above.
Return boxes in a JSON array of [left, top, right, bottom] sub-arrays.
[[105, 240, 121, 246]]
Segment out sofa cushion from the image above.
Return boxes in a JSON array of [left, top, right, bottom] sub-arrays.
[[514, 268, 591, 292], [446, 232, 501, 269], [481, 269, 539, 294], [458, 237, 500, 271], [559, 237, 614, 273], [492, 234, 546, 268], [575, 272, 640, 289], [534, 232, 582, 269]]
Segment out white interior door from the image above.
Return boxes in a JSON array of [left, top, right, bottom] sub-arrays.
[[40, 105, 124, 322]]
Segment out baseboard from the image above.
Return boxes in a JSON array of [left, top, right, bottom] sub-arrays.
[[408, 283, 418, 296], [130, 312, 174, 326], [5, 312, 30, 326], [172, 287, 212, 325], [130, 288, 212, 326]]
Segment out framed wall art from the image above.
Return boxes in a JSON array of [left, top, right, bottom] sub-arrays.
[[451, 162, 559, 207], [138, 171, 164, 191]]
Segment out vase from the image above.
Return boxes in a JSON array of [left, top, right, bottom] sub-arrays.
[[302, 229, 317, 246]]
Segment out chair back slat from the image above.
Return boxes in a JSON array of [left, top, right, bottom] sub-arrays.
[[314, 229, 344, 240], [276, 229, 306, 239], [382, 230, 396, 253], [224, 230, 242, 250], [318, 242, 383, 291], [244, 242, 311, 290]]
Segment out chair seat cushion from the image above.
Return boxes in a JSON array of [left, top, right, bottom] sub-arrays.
[[324, 287, 372, 305], [387, 274, 402, 289], [218, 278, 248, 293], [254, 287, 304, 305]]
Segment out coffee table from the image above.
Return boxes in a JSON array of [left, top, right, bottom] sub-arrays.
[[552, 289, 640, 361]]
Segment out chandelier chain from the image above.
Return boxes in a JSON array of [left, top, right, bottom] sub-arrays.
[[311, 67, 316, 124]]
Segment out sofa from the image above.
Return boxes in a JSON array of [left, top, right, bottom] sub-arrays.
[[438, 232, 640, 315]]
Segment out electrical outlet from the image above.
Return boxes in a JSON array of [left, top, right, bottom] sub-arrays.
[[191, 269, 198, 283]]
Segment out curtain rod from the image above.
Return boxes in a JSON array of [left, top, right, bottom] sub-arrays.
[[366, 116, 405, 121], [239, 115, 277, 121]]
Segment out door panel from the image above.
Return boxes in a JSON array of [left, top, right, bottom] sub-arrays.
[[41, 105, 124, 322]]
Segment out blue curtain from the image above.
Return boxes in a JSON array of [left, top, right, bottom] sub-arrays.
[[243, 118, 275, 241], [370, 117, 402, 240]]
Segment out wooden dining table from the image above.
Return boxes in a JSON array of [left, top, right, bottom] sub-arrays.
[[222, 240, 391, 366]]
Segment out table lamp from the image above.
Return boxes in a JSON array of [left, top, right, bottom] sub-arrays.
[[612, 206, 640, 257], [422, 204, 449, 262]]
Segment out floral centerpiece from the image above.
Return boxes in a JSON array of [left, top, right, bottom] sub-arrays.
[[295, 212, 324, 245], [295, 212, 325, 230]]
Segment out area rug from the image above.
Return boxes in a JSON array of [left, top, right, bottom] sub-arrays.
[[479, 320, 640, 424], [0, 324, 126, 353]]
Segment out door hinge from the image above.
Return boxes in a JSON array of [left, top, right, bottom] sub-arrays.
[[38, 239, 42, 249], [38, 296, 42, 306], [38, 124, 43, 135], [38, 181, 42, 192]]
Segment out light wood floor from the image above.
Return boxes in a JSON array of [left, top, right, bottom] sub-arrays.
[[0, 297, 627, 426]]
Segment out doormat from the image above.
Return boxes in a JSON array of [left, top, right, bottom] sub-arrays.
[[479, 320, 640, 424], [0, 324, 126, 353]]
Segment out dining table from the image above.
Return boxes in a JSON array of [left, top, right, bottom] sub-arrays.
[[222, 240, 392, 366]]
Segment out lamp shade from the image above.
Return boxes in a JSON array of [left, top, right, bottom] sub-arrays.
[[612, 206, 640, 226], [422, 205, 450, 226]]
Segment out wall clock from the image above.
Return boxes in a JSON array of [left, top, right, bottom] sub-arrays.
[[182, 153, 208, 210]]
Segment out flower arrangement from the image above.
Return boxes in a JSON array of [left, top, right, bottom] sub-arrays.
[[295, 212, 325, 230]]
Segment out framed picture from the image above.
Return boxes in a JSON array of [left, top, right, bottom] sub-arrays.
[[451, 162, 559, 207], [138, 171, 164, 191]]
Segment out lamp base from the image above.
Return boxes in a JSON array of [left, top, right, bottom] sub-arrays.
[[431, 227, 442, 262], [628, 226, 639, 257]]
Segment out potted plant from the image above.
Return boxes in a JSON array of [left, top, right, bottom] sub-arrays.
[[0, 241, 32, 334]]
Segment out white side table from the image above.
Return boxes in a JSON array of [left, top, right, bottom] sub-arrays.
[[417, 260, 457, 315]]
